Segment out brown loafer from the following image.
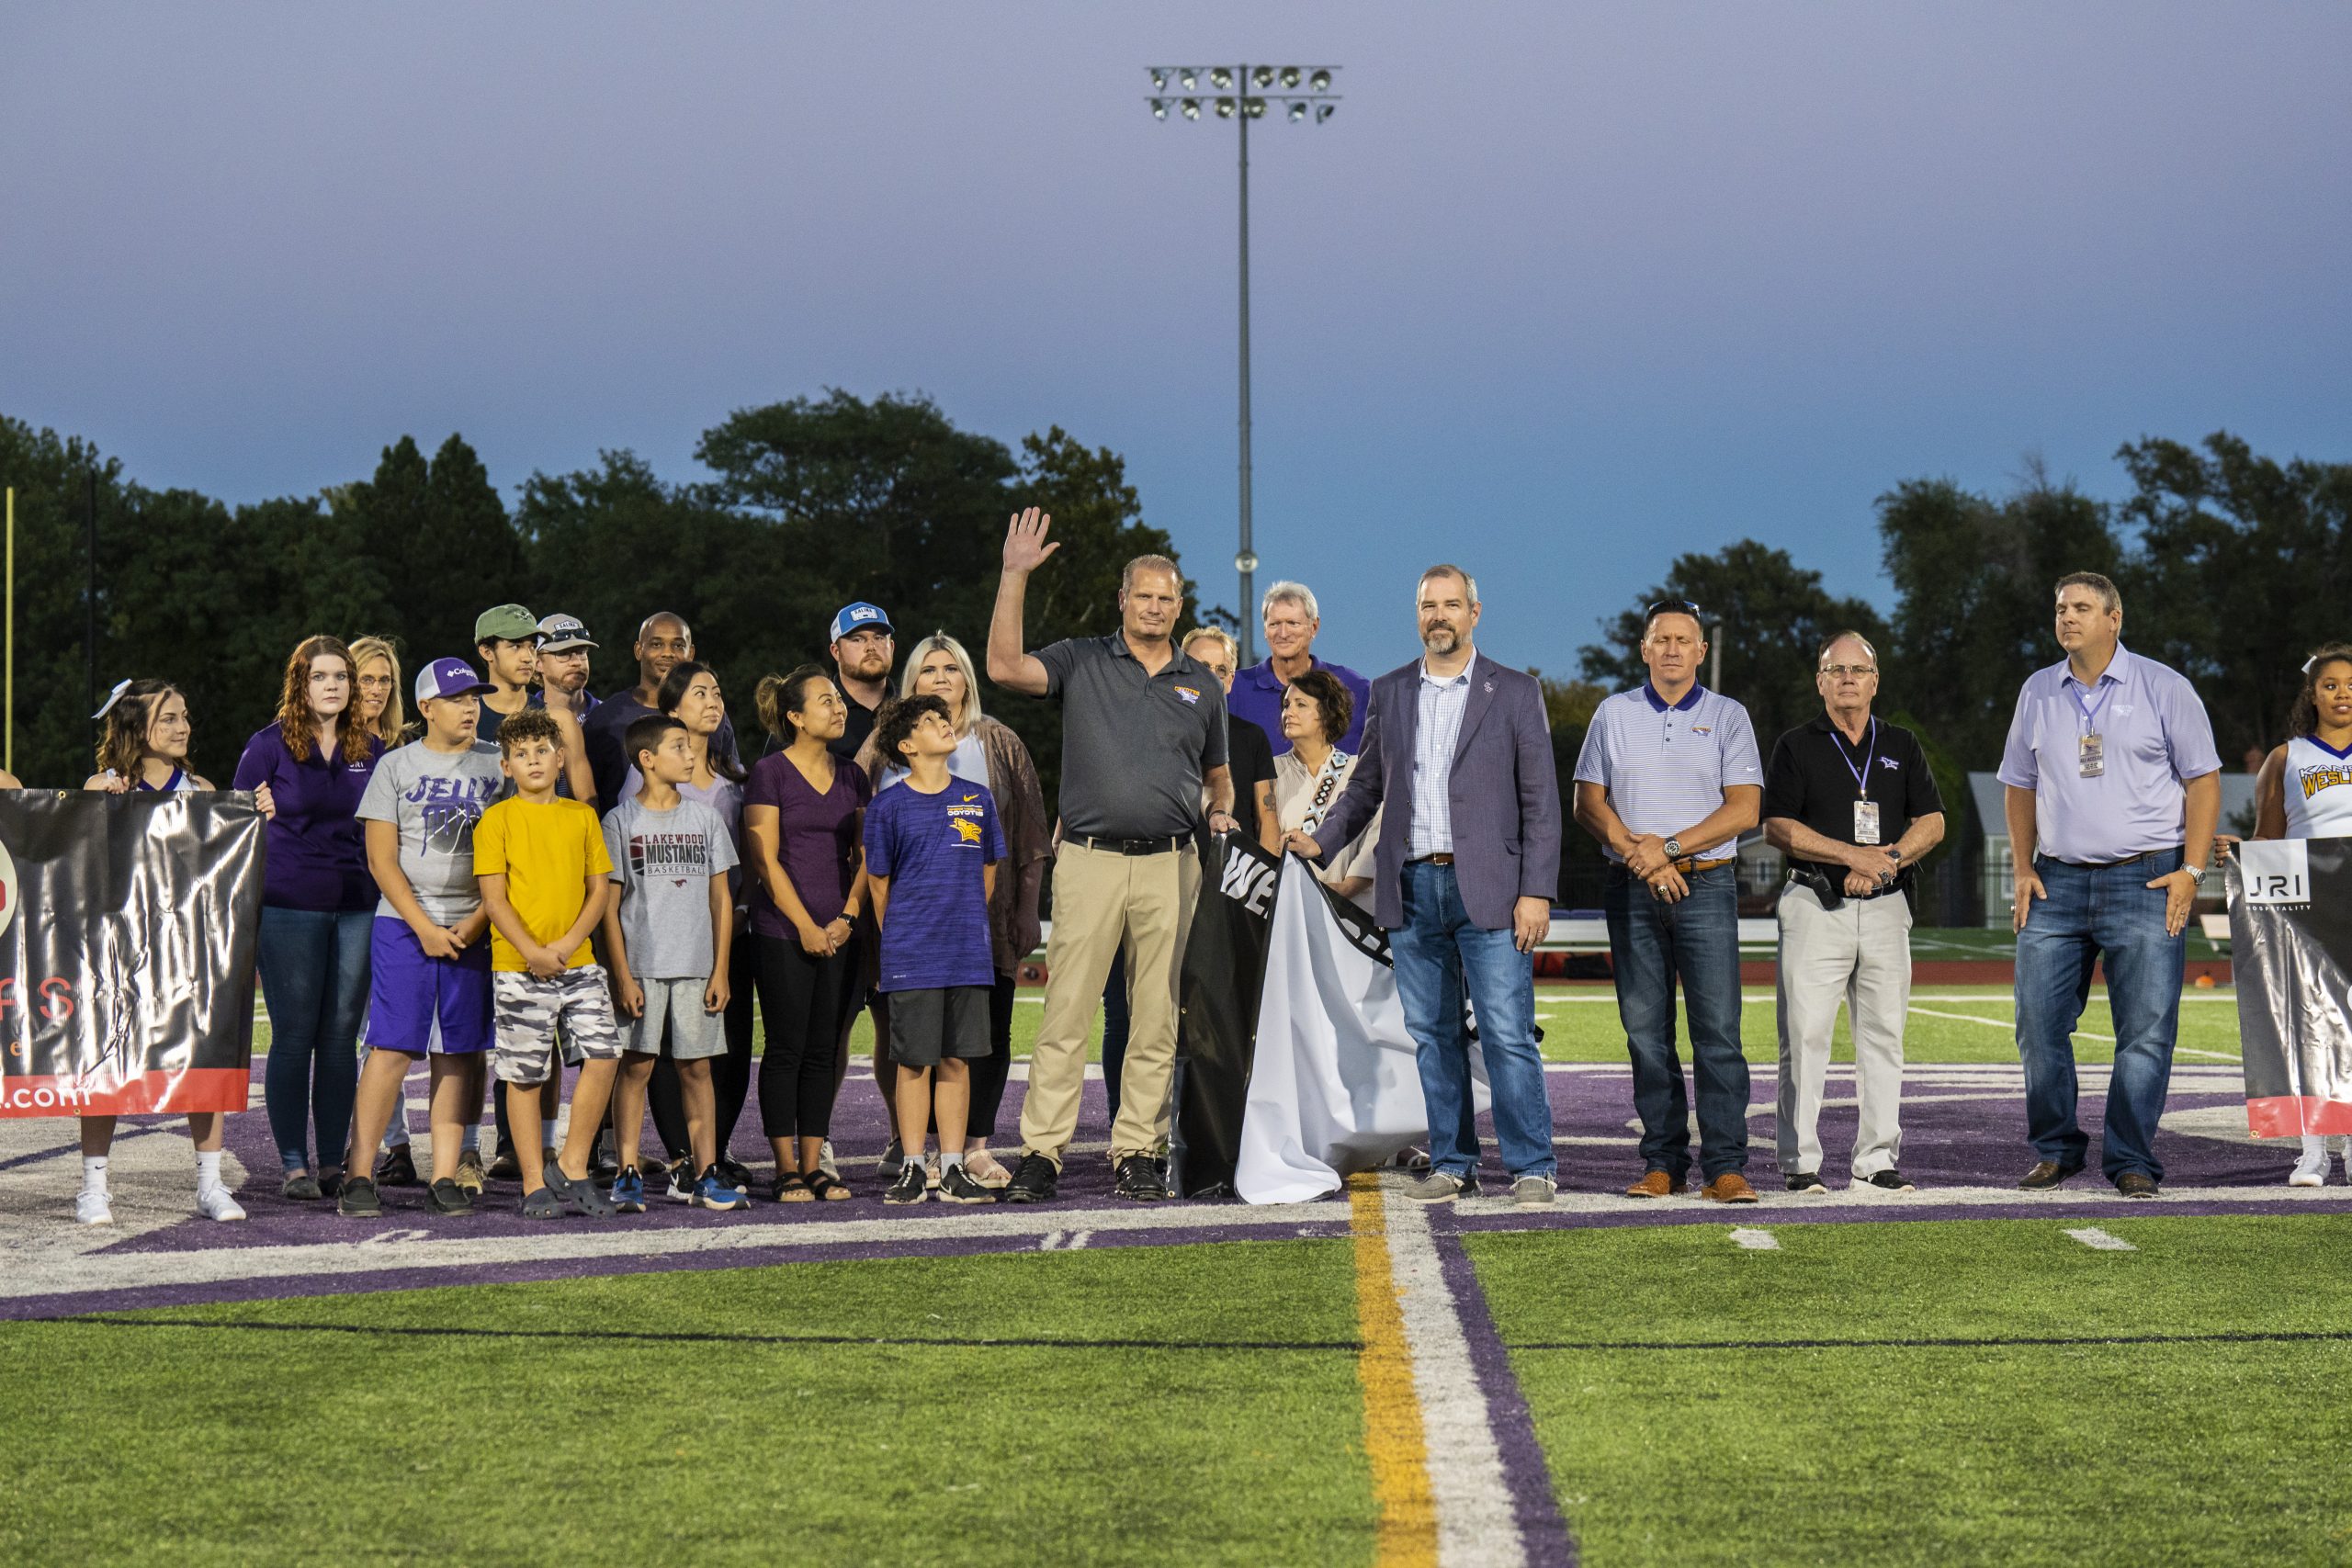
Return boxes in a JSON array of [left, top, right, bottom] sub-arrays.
[[1701, 1172, 1759, 1203], [1624, 1169, 1689, 1199]]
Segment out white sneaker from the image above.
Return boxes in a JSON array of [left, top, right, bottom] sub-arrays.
[[818, 1139, 841, 1181], [197, 1185, 247, 1222], [2290, 1144, 2329, 1188], [75, 1189, 114, 1225]]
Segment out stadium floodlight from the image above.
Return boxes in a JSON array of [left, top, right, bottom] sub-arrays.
[[1150, 67, 1170, 91], [1134, 63, 1344, 662]]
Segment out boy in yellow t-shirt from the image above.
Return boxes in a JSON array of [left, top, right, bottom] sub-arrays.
[[474, 709, 623, 1218]]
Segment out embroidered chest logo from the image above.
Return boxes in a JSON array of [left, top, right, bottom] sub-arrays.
[[1879, 757, 1901, 771], [1690, 725, 1713, 736], [1173, 686, 1201, 705], [946, 801, 987, 846], [952, 818, 985, 844]]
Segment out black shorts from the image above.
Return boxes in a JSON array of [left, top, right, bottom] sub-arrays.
[[886, 986, 989, 1068]]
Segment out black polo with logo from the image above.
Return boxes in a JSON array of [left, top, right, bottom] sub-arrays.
[[1761, 714, 1944, 891], [1037, 633, 1230, 840]]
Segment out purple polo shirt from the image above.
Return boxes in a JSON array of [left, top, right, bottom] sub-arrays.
[[1228, 655, 1372, 755], [231, 724, 385, 912], [1996, 645, 2220, 863]]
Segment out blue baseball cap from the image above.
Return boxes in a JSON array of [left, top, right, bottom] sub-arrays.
[[415, 657, 495, 704], [830, 602, 893, 643]]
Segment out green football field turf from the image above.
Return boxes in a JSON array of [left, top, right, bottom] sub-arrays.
[[11, 1214, 2350, 1565], [1470, 1213, 2352, 1568]]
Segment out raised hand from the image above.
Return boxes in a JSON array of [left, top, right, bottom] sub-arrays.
[[1002, 506, 1059, 575]]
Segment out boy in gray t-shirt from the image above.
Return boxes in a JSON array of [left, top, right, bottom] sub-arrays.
[[599, 714, 742, 1212]]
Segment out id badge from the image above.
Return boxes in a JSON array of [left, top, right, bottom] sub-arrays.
[[2078, 732, 2105, 778], [1853, 799, 1882, 845]]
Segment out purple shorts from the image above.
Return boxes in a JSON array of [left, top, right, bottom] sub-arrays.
[[363, 916, 493, 1055]]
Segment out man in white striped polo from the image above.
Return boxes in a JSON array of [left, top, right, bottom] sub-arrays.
[[1572, 601, 1764, 1202]]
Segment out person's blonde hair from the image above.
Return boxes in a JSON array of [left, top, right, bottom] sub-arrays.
[[348, 635, 408, 746], [1182, 626, 1239, 668], [899, 632, 986, 735]]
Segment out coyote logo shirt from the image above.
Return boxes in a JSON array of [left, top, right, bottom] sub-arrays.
[[862, 781, 1005, 992]]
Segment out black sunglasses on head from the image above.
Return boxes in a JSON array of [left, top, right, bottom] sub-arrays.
[[1645, 598, 1703, 622]]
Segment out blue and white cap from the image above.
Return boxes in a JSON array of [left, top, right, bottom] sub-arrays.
[[415, 657, 495, 704], [829, 602, 893, 643]]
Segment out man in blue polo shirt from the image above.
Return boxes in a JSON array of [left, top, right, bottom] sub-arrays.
[[1227, 581, 1372, 755], [1573, 601, 1764, 1203], [2000, 571, 2220, 1199]]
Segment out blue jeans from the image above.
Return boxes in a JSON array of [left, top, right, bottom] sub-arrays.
[[1604, 863, 1747, 1180], [257, 907, 373, 1172], [1389, 861, 1555, 1180], [2015, 849, 2186, 1181]]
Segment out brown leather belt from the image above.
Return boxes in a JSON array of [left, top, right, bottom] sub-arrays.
[[1672, 854, 1736, 874], [1408, 853, 1456, 865]]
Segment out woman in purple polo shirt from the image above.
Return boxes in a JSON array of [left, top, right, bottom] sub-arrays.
[[232, 635, 385, 1200], [744, 663, 871, 1201]]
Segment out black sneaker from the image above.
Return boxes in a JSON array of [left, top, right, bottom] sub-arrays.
[[425, 1177, 473, 1215], [1859, 1169, 1916, 1192], [1003, 1153, 1059, 1204], [336, 1175, 383, 1218], [662, 1159, 697, 1204], [1114, 1156, 1169, 1202], [714, 1155, 754, 1193], [1784, 1171, 1827, 1194], [937, 1163, 996, 1205], [374, 1145, 420, 1187], [486, 1148, 524, 1181], [883, 1161, 930, 1205]]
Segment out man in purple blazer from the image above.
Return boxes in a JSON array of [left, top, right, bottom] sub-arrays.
[[1286, 564, 1564, 1207]]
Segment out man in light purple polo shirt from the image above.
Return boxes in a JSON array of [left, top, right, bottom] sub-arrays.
[[1227, 581, 1373, 755], [2000, 570, 2221, 1198]]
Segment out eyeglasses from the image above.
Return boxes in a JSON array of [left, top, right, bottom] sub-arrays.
[[1820, 664, 1878, 678]]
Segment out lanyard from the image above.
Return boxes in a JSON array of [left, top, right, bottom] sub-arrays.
[[2070, 679, 2112, 733], [1833, 717, 1878, 799]]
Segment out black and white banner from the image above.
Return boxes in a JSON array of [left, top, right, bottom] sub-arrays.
[[2230, 838, 2352, 1137]]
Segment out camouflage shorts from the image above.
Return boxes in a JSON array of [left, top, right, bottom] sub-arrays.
[[492, 966, 622, 1085]]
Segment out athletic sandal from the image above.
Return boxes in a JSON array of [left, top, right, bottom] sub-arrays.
[[805, 1171, 854, 1202], [771, 1171, 814, 1203], [966, 1149, 1012, 1189], [520, 1186, 563, 1219]]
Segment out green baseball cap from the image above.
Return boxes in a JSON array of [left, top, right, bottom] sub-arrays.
[[473, 603, 538, 644]]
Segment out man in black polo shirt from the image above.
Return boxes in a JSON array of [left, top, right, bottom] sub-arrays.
[[1761, 631, 1946, 1194], [987, 506, 1238, 1202]]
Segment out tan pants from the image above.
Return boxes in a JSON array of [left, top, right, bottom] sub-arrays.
[[1774, 882, 1913, 1178], [1021, 840, 1201, 1165]]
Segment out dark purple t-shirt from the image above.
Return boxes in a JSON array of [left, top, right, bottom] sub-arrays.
[[743, 750, 871, 938], [232, 723, 385, 912]]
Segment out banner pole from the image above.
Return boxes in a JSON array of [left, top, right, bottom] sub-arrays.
[[5, 485, 12, 777]]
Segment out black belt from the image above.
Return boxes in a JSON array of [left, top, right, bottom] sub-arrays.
[[1072, 834, 1186, 856], [2048, 846, 2182, 870]]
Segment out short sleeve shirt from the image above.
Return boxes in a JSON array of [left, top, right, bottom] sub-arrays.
[[743, 750, 872, 937], [1035, 634, 1229, 840], [471, 795, 613, 972], [1996, 645, 2222, 863], [601, 795, 739, 980], [862, 779, 1005, 991], [356, 739, 508, 924], [1227, 656, 1374, 755], [232, 725, 385, 912], [1572, 683, 1764, 862], [1762, 716, 1944, 887]]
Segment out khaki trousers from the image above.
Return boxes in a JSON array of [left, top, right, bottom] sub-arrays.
[[1774, 882, 1913, 1178], [1021, 840, 1200, 1165]]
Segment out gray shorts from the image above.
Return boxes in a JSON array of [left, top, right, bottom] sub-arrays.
[[622, 976, 725, 1060], [886, 985, 989, 1069], [492, 967, 622, 1085]]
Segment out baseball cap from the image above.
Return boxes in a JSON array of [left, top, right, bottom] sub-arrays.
[[536, 612, 598, 652], [415, 657, 495, 704], [473, 604, 538, 643], [830, 602, 893, 643]]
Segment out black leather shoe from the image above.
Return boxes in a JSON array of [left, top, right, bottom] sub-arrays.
[[1783, 1171, 1826, 1194], [2116, 1171, 2161, 1199], [1003, 1153, 1059, 1204], [1114, 1157, 1169, 1202], [2017, 1160, 2084, 1191]]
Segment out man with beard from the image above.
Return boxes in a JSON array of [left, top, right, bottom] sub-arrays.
[[1285, 565, 1562, 1208], [828, 602, 895, 762], [582, 612, 739, 814], [533, 613, 600, 804]]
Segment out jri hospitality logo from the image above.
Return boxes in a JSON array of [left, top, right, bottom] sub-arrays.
[[2240, 840, 2311, 908]]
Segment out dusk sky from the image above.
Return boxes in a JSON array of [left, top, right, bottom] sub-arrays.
[[6, 3, 2346, 682]]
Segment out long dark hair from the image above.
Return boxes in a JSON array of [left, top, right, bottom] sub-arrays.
[[2291, 644, 2352, 737], [96, 679, 187, 780], [656, 660, 746, 783], [754, 663, 834, 747]]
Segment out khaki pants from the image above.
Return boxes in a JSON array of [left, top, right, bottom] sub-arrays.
[[1021, 840, 1201, 1165], [1774, 882, 1912, 1178]]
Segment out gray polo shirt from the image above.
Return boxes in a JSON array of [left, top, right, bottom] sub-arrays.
[[1038, 633, 1230, 839]]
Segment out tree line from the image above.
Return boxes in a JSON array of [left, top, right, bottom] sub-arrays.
[[0, 393, 1182, 802]]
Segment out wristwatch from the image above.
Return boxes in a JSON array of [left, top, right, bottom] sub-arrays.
[[2185, 863, 2206, 887], [1662, 838, 1684, 859]]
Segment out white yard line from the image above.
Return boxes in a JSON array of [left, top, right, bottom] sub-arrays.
[[2064, 1227, 2138, 1252], [1728, 1227, 1780, 1250]]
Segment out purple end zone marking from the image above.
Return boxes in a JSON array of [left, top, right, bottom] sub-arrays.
[[1430, 1224, 1577, 1568]]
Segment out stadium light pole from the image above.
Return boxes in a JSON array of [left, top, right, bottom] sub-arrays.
[[1146, 64, 1341, 664]]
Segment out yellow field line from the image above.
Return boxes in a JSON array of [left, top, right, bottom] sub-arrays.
[[1349, 1173, 1438, 1567]]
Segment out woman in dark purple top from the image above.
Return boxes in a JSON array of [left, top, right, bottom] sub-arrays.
[[232, 635, 384, 1199], [743, 663, 871, 1201]]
